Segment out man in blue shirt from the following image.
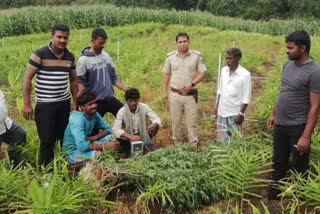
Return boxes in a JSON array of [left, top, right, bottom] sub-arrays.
[[63, 91, 118, 164]]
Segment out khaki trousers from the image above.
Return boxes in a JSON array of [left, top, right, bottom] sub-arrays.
[[169, 92, 198, 146]]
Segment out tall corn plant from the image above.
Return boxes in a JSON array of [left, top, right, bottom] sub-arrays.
[[1, 5, 320, 37], [209, 140, 272, 211]]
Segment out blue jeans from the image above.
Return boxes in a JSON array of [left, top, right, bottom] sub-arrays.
[[0, 121, 26, 151], [143, 136, 156, 151], [0, 121, 26, 167]]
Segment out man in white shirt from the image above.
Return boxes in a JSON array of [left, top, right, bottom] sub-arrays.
[[112, 88, 161, 154], [214, 48, 252, 142], [0, 89, 26, 164]]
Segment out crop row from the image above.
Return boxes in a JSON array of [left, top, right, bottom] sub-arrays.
[[0, 5, 319, 37]]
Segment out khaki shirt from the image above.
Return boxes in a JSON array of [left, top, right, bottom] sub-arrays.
[[163, 49, 207, 90]]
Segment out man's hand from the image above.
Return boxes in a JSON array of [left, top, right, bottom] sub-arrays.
[[234, 114, 244, 124], [86, 136, 97, 142], [182, 83, 193, 94], [103, 141, 119, 150], [77, 84, 85, 98], [129, 135, 141, 142], [267, 114, 275, 131], [162, 93, 168, 103], [71, 102, 78, 111], [23, 104, 34, 120], [296, 136, 310, 154], [148, 123, 159, 137]]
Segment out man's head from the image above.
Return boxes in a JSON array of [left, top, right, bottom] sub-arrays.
[[91, 27, 108, 54], [225, 48, 242, 69], [125, 88, 140, 113], [285, 30, 310, 60], [176, 32, 190, 53], [78, 91, 97, 116], [50, 23, 70, 51]]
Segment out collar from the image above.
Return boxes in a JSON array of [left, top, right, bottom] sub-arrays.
[[228, 64, 241, 76], [303, 57, 313, 64], [176, 49, 191, 56], [126, 103, 141, 114], [48, 42, 66, 57]]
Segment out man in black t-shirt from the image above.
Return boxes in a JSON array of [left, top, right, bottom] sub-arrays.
[[267, 30, 320, 200], [23, 23, 78, 166]]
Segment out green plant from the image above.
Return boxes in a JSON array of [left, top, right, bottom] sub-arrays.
[[209, 139, 272, 211], [279, 161, 320, 206], [102, 145, 222, 211], [0, 162, 31, 213], [136, 180, 175, 214]]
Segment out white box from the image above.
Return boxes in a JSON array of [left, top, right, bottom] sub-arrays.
[[130, 141, 144, 157]]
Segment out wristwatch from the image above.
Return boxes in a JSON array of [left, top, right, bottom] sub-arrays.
[[191, 82, 196, 87], [239, 112, 245, 117]]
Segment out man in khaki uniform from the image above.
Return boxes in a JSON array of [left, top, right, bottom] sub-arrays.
[[162, 32, 206, 146]]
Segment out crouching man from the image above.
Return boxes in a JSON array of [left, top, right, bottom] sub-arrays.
[[63, 91, 118, 165], [112, 88, 161, 156], [0, 89, 26, 166]]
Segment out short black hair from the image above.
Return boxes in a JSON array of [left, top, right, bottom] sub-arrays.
[[226, 48, 242, 59], [51, 23, 70, 35], [91, 27, 108, 40], [125, 88, 140, 100], [285, 30, 310, 54], [176, 32, 189, 42], [78, 91, 96, 106]]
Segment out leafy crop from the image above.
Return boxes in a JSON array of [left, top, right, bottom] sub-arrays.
[[100, 145, 222, 211], [208, 140, 272, 210], [279, 161, 320, 206], [98, 140, 271, 212], [0, 154, 113, 213]]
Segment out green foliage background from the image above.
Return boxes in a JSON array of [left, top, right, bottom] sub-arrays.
[[1, 0, 320, 21], [0, 5, 320, 38]]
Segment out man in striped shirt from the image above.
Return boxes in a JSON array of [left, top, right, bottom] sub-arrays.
[[23, 23, 78, 166]]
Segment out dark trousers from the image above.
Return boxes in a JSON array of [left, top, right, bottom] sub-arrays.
[[268, 123, 310, 199], [96, 97, 123, 118], [117, 138, 131, 158], [91, 97, 123, 136], [35, 100, 70, 166]]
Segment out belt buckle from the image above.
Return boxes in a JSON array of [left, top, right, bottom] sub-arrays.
[[180, 90, 187, 96]]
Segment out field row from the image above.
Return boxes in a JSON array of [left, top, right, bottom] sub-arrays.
[[0, 5, 319, 37]]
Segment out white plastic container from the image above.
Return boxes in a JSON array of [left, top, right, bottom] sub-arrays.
[[130, 141, 144, 157]]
